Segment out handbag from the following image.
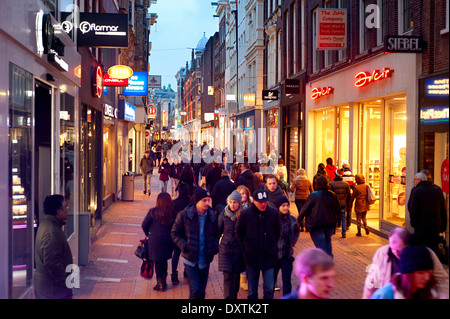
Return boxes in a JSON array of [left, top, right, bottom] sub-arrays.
[[140, 260, 154, 279], [134, 237, 148, 260], [366, 185, 376, 205]]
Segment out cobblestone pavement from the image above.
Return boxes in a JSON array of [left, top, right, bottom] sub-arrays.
[[73, 171, 388, 299]]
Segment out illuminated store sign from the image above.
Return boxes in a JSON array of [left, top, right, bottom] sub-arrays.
[[104, 73, 128, 86], [108, 65, 133, 79], [311, 86, 334, 100], [118, 100, 136, 122], [92, 66, 103, 98], [425, 76, 449, 99], [420, 106, 449, 125], [354, 68, 393, 88], [122, 71, 148, 96], [103, 104, 118, 118], [262, 90, 279, 100]]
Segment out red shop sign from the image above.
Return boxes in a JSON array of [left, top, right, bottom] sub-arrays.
[[92, 66, 103, 98], [442, 158, 449, 194], [148, 106, 157, 116], [311, 86, 334, 100], [103, 73, 129, 86], [354, 68, 393, 88]]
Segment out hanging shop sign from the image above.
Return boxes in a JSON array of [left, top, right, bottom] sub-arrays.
[[208, 86, 214, 96], [424, 76, 449, 99], [285, 79, 301, 94], [384, 35, 426, 53], [442, 158, 449, 194], [104, 72, 128, 86], [262, 90, 279, 100], [420, 106, 449, 125], [103, 103, 118, 118], [354, 68, 393, 88], [92, 65, 104, 98], [36, 12, 67, 71], [108, 65, 133, 79], [147, 106, 157, 118], [118, 100, 136, 122], [122, 71, 148, 96], [311, 86, 334, 100], [317, 9, 347, 50], [148, 75, 162, 88], [61, 12, 128, 47], [243, 93, 256, 107]]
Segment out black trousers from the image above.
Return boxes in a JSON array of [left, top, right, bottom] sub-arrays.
[[223, 271, 240, 299]]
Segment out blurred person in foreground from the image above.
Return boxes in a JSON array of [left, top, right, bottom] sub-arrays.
[[282, 248, 335, 299]]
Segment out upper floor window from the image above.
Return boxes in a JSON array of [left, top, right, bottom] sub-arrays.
[[400, 0, 414, 33], [360, 0, 371, 52]]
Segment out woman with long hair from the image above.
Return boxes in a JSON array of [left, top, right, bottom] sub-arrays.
[[236, 185, 252, 210], [371, 245, 439, 299], [142, 192, 176, 291]]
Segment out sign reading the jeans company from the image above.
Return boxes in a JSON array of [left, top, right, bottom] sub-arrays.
[[61, 12, 128, 48]]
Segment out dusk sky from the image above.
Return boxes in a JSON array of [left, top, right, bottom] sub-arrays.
[[148, 0, 219, 91]]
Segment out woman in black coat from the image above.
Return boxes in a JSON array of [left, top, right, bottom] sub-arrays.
[[218, 190, 246, 299], [179, 163, 197, 196], [142, 192, 176, 291]]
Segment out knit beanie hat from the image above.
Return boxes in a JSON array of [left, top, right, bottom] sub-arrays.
[[275, 194, 290, 209], [191, 187, 211, 204], [399, 245, 433, 274], [227, 190, 242, 203]]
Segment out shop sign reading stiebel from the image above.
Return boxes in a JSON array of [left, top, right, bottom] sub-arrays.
[[61, 12, 128, 48]]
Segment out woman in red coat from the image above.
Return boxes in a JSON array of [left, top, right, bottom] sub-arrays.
[[158, 158, 171, 193]]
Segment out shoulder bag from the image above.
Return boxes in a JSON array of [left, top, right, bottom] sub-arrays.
[[366, 185, 376, 205]]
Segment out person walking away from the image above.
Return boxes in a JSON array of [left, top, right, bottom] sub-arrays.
[[236, 162, 260, 194], [158, 158, 171, 193], [329, 169, 351, 238], [371, 245, 440, 299], [218, 190, 246, 299], [264, 174, 284, 209], [282, 248, 335, 299], [211, 169, 237, 215], [407, 172, 447, 260], [155, 143, 162, 166], [290, 168, 314, 232], [206, 161, 223, 193], [169, 157, 182, 198], [140, 151, 154, 195], [325, 158, 337, 182], [341, 163, 355, 229], [274, 195, 300, 296], [179, 163, 197, 196], [313, 163, 331, 190], [171, 187, 219, 299], [170, 182, 191, 285], [297, 176, 340, 257], [236, 189, 281, 299], [34, 195, 73, 299], [351, 174, 370, 236], [142, 192, 176, 291], [363, 227, 449, 299]]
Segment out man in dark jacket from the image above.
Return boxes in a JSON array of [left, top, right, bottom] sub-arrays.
[[206, 161, 223, 193], [298, 176, 340, 257], [408, 172, 447, 257], [140, 151, 154, 195], [264, 174, 285, 208], [34, 195, 73, 299], [236, 163, 260, 194], [236, 189, 281, 299], [171, 187, 219, 299], [170, 182, 191, 284], [211, 170, 237, 214], [329, 169, 351, 238]]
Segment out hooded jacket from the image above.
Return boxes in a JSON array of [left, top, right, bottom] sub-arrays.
[[297, 189, 340, 232], [236, 169, 260, 194], [351, 174, 370, 213]]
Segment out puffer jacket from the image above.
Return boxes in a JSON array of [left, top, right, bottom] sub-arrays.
[[218, 206, 246, 273], [292, 177, 314, 200], [34, 215, 73, 299], [297, 189, 340, 232], [329, 177, 351, 208], [171, 204, 219, 265]]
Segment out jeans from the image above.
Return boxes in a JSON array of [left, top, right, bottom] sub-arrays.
[[160, 180, 168, 193], [339, 206, 347, 236], [309, 227, 335, 257], [172, 246, 181, 276], [273, 256, 294, 296], [184, 263, 210, 299], [246, 266, 275, 299], [143, 173, 152, 193], [171, 178, 180, 197]]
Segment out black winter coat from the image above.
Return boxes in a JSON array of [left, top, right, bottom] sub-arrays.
[[298, 189, 340, 232], [171, 204, 219, 265], [236, 204, 281, 270], [211, 176, 237, 210], [142, 208, 175, 261], [329, 178, 351, 208], [236, 169, 260, 194], [408, 181, 447, 235], [218, 206, 246, 273]]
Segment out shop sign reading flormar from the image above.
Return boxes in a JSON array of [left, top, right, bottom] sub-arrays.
[[354, 68, 393, 88]]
